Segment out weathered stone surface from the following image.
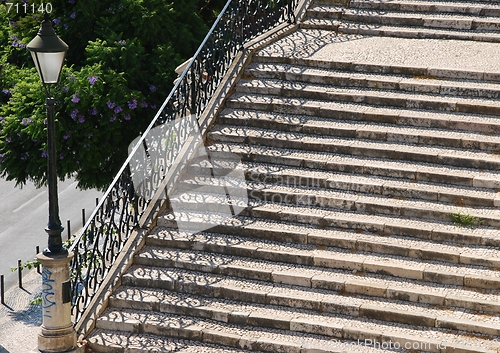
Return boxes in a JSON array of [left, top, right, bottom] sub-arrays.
[[83, 2, 500, 352]]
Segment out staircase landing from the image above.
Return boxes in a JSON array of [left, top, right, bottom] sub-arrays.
[[258, 30, 500, 77]]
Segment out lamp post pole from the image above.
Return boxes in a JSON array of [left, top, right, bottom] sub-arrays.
[[27, 15, 79, 353], [45, 95, 65, 256]]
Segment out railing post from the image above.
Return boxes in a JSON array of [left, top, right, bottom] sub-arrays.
[[287, 0, 296, 23], [190, 59, 197, 116]]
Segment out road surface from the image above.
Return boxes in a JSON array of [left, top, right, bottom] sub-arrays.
[[0, 177, 102, 291]]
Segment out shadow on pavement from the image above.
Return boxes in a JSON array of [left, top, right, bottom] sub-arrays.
[[6, 303, 41, 326]]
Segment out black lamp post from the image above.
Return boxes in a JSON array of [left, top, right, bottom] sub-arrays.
[[27, 14, 69, 256]]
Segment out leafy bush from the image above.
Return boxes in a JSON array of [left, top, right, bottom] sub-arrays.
[[0, 0, 211, 190]]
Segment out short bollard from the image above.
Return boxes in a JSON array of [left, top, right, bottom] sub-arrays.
[[37, 246, 41, 274], [1, 274, 4, 305], [18, 259, 22, 289]]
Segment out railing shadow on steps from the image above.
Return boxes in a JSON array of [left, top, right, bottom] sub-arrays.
[[68, 0, 299, 335]]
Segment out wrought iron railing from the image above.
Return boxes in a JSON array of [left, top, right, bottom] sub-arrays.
[[69, 0, 297, 324]]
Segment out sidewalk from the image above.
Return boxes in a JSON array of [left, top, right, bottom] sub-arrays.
[[0, 270, 42, 352]]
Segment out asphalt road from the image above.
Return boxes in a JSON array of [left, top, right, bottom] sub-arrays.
[[0, 177, 102, 291]]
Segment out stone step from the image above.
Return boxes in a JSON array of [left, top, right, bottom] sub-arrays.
[[86, 329, 261, 353], [218, 108, 500, 152], [207, 124, 500, 172], [348, 0, 500, 17], [227, 92, 500, 135], [159, 200, 500, 248], [314, 0, 350, 6], [306, 4, 343, 20], [146, 228, 500, 313], [188, 157, 498, 207], [206, 142, 500, 190], [116, 269, 500, 352], [251, 54, 500, 84], [146, 226, 500, 284], [338, 9, 500, 33], [130, 241, 500, 313], [235, 78, 500, 117], [306, 5, 500, 33], [110, 285, 500, 342], [244, 62, 500, 100], [137, 228, 500, 290], [94, 308, 432, 353], [333, 21, 500, 43], [173, 176, 500, 227]]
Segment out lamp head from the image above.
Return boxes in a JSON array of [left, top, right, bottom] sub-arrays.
[[27, 14, 69, 85]]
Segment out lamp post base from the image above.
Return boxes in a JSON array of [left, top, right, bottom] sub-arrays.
[[37, 326, 78, 353], [32, 343, 84, 353], [36, 252, 78, 353]]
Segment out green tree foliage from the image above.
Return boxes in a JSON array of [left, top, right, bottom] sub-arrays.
[[0, 0, 211, 190], [198, 0, 227, 25]]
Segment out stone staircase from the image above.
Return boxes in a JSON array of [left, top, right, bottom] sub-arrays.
[[304, 0, 500, 42], [85, 1, 500, 352]]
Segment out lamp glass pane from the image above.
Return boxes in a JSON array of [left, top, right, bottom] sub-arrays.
[[31, 51, 65, 84]]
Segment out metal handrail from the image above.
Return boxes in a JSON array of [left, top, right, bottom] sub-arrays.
[[69, 0, 297, 324]]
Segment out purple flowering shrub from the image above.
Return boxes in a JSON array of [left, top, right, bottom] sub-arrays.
[[0, 63, 150, 190], [56, 64, 149, 189], [0, 0, 212, 190]]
